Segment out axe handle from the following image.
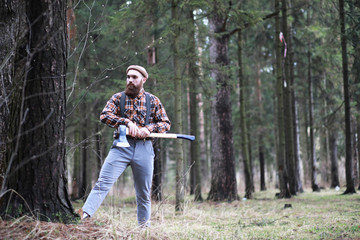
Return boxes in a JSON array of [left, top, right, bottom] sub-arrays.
[[125, 128, 195, 141], [149, 133, 195, 141]]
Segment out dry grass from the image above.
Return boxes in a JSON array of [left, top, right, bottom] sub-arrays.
[[1, 188, 359, 239]]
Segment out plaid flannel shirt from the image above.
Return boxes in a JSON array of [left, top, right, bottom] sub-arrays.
[[100, 89, 171, 133]]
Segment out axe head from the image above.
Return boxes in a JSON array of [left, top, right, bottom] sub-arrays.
[[115, 125, 130, 148]]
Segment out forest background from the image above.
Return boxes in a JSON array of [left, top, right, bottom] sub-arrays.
[[0, 0, 359, 226], [63, 0, 360, 201]]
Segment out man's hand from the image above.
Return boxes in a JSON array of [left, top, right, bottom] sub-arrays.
[[127, 121, 139, 137], [137, 127, 150, 139]]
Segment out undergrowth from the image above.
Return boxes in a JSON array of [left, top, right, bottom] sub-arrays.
[[1, 188, 359, 239]]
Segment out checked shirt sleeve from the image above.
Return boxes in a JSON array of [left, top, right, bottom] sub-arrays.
[[100, 93, 129, 128], [145, 96, 171, 133]]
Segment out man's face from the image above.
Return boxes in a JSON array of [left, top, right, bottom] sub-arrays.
[[125, 69, 146, 97]]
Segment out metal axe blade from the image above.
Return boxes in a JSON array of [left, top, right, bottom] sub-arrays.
[[116, 125, 130, 147]]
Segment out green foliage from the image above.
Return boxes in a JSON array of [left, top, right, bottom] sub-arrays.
[[65, 0, 359, 199]]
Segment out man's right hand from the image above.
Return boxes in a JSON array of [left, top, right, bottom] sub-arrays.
[[127, 121, 139, 137]]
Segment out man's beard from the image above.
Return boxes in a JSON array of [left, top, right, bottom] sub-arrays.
[[125, 83, 141, 98]]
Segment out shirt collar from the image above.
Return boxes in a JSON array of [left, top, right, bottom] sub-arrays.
[[136, 88, 145, 99]]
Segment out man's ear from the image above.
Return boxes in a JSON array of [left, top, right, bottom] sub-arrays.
[[142, 77, 147, 84]]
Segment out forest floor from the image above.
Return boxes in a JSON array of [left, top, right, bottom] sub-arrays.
[[0, 188, 359, 239]]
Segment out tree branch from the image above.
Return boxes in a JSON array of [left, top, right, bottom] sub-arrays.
[[229, 11, 279, 36]]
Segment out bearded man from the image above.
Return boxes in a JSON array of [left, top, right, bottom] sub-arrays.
[[77, 65, 171, 227]]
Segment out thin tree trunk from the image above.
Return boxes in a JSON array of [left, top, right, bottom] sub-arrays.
[[339, 0, 356, 194], [288, 0, 303, 193], [329, 131, 340, 188], [238, 30, 253, 199], [188, 10, 203, 201], [172, 0, 185, 211], [282, 0, 296, 196], [256, 63, 266, 191], [307, 6, 320, 192], [0, 0, 75, 222], [145, 1, 163, 202]]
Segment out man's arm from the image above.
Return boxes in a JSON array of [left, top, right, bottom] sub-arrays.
[[100, 93, 131, 128]]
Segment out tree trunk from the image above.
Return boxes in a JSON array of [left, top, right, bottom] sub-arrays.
[[145, 1, 163, 202], [349, 0, 360, 190], [289, 0, 303, 193], [256, 63, 266, 191], [329, 131, 340, 188], [282, 0, 296, 196], [238, 30, 253, 199], [275, 0, 290, 198], [307, 6, 320, 192], [188, 10, 203, 202], [80, 117, 88, 197], [339, 0, 356, 194], [207, 8, 237, 201], [0, 0, 17, 190], [172, 0, 185, 211], [152, 139, 162, 201], [0, 0, 75, 222]]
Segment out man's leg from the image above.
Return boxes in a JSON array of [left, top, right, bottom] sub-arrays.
[[82, 147, 131, 216], [131, 140, 155, 226]]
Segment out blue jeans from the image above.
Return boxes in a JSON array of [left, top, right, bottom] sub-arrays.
[[82, 137, 155, 226]]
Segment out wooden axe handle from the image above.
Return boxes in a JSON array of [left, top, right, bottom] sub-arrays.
[[125, 128, 195, 141]]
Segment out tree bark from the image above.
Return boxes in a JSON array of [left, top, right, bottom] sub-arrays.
[[145, 0, 163, 202], [187, 10, 203, 202], [0, 0, 75, 222], [256, 63, 266, 191], [281, 0, 296, 196], [329, 131, 340, 188], [207, 6, 237, 201], [349, 0, 360, 190], [171, 0, 185, 211], [238, 30, 253, 199], [339, 0, 356, 194], [275, 0, 290, 198], [307, 6, 320, 192], [289, 0, 303, 193], [0, 0, 19, 190]]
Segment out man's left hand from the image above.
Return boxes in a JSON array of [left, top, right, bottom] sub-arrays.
[[137, 127, 150, 139]]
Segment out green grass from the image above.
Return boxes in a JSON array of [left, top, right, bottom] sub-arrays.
[[88, 188, 360, 239]]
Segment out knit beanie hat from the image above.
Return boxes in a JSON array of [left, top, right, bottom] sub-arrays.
[[126, 65, 148, 79]]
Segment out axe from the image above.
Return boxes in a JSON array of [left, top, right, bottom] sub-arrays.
[[114, 125, 195, 148]]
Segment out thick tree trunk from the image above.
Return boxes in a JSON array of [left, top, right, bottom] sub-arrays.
[[339, 0, 356, 194], [238, 30, 253, 199], [0, 0, 18, 190], [207, 10, 237, 201], [349, 0, 360, 190], [0, 0, 75, 222], [275, 0, 290, 198]]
